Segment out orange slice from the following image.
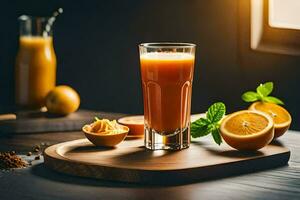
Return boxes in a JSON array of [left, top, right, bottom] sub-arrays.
[[249, 102, 291, 138], [220, 110, 274, 150], [118, 115, 144, 136]]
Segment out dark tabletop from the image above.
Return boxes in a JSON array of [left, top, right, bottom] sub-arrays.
[[0, 112, 299, 200]]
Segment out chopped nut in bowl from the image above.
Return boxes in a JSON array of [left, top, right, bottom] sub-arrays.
[[82, 118, 129, 147]]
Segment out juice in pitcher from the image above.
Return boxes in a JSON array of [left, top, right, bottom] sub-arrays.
[[15, 15, 57, 108], [15, 36, 56, 108]]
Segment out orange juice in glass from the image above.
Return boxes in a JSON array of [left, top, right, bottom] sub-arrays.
[[15, 15, 56, 108], [139, 43, 196, 150]]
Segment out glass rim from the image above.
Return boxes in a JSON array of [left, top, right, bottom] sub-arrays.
[[139, 42, 196, 48], [18, 15, 50, 21]]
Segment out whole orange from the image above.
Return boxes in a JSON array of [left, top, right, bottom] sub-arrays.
[[45, 85, 80, 115]]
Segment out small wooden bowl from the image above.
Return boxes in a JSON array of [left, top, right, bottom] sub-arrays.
[[82, 125, 129, 147], [118, 115, 144, 137]]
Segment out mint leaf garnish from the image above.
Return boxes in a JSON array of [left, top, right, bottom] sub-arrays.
[[191, 102, 226, 145], [257, 82, 273, 97], [263, 96, 284, 105], [207, 102, 226, 123], [191, 118, 211, 138], [241, 91, 260, 102], [211, 128, 222, 145], [241, 81, 284, 105]]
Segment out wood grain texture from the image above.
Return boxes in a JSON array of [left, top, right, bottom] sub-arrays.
[[44, 137, 290, 184], [0, 111, 299, 199], [0, 110, 126, 134]]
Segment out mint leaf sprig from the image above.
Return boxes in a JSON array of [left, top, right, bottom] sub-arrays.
[[241, 82, 284, 105], [191, 102, 226, 145]]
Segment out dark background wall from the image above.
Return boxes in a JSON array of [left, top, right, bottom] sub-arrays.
[[0, 0, 299, 130]]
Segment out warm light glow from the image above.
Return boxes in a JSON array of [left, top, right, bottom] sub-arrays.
[[269, 0, 300, 30], [251, 0, 264, 49]]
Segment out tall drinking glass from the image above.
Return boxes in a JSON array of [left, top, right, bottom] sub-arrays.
[[139, 43, 196, 150]]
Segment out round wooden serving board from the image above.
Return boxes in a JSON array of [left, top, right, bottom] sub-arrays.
[[44, 138, 290, 184]]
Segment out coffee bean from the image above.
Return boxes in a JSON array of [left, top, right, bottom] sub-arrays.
[[0, 152, 28, 170], [34, 155, 41, 160], [34, 147, 40, 153]]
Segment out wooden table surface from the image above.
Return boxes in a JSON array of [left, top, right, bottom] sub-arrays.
[[0, 112, 299, 200]]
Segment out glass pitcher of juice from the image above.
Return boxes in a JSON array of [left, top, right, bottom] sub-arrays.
[[15, 15, 56, 108]]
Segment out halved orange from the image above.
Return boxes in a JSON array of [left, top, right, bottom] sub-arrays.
[[249, 102, 291, 138], [118, 115, 144, 136], [220, 110, 274, 150]]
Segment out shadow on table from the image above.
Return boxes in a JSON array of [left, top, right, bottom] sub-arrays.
[[271, 140, 284, 146], [204, 148, 265, 158], [70, 145, 116, 153], [193, 138, 286, 158]]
